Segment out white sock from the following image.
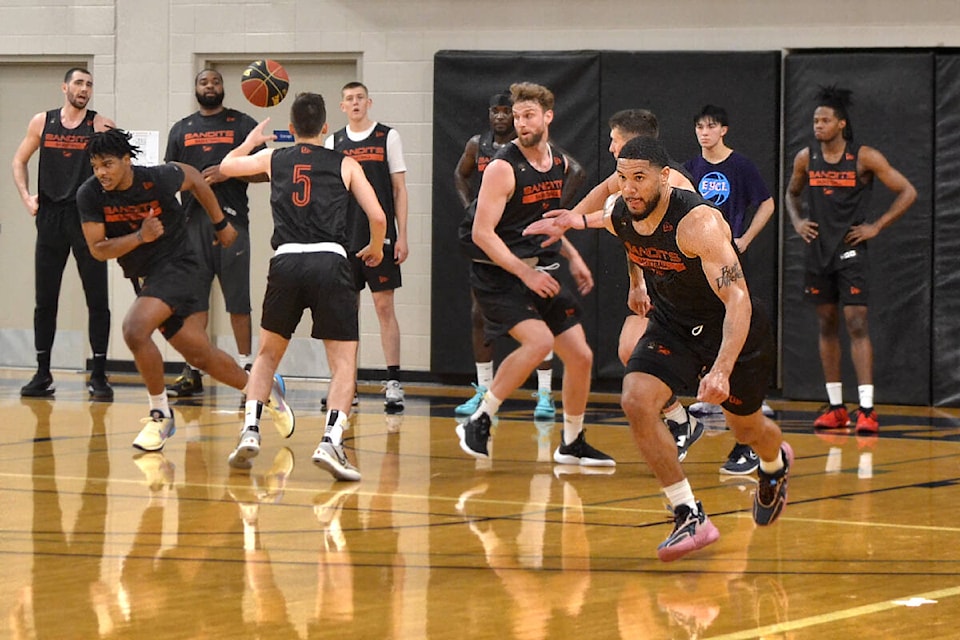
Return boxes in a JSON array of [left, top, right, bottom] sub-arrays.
[[537, 353, 553, 392], [858, 384, 874, 409], [663, 403, 687, 424], [472, 390, 501, 421], [476, 362, 494, 390], [663, 479, 697, 512], [563, 413, 584, 444], [148, 393, 170, 417], [759, 447, 785, 474], [826, 382, 843, 406], [239, 354, 253, 369], [324, 409, 349, 445]]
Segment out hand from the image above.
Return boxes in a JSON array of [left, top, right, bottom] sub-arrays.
[[215, 221, 237, 247], [23, 194, 39, 217], [697, 368, 730, 405], [520, 266, 560, 299], [844, 221, 879, 246], [393, 236, 409, 264], [522, 209, 573, 247], [627, 287, 651, 317], [246, 117, 278, 147], [357, 244, 384, 267], [567, 254, 594, 296], [793, 218, 818, 243], [139, 208, 164, 242], [734, 236, 748, 253], [201, 164, 227, 185]]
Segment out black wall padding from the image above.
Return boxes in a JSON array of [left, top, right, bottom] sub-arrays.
[[595, 52, 781, 379], [782, 52, 933, 405], [933, 54, 960, 406], [431, 51, 602, 377]]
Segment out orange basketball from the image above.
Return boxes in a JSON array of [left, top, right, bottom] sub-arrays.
[[241, 59, 289, 108]]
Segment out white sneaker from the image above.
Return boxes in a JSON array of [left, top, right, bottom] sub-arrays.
[[384, 379, 404, 412], [228, 428, 261, 470], [312, 438, 361, 481], [265, 374, 295, 438], [133, 410, 176, 451]]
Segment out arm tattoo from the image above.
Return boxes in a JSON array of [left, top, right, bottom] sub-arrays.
[[716, 263, 744, 289]]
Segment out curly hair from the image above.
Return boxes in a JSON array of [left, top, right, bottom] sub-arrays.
[[87, 127, 141, 159], [816, 85, 854, 141]]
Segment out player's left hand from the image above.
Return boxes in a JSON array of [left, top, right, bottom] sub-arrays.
[[523, 209, 571, 247], [394, 237, 409, 264], [358, 244, 384, 267], [844, 221, 879, 245], [567, 253, 594, 295], [215, 221, 238, 247], [202, 165, 227, 185], [697, 369, 730, 405]]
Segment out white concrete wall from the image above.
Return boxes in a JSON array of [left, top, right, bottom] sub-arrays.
[[1, 0, 958, 374]]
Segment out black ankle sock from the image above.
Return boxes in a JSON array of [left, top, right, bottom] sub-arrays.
[[387, 365, 400, 381]]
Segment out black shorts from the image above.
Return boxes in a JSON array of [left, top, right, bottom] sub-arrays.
[[261, 251, 359, 341], [626, 312, 774, 416], [186, 214, 251, 314], [804, 243, 869, 305], [350, 239, 402, 292], [470, 261, 582, 341], [132, 253, 203, 340]]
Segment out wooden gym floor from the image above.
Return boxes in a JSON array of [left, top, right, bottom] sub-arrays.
[[2, 368, 959, 639]]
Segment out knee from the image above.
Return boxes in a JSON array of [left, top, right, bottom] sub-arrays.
[[621, 386, 658, 423], [846, 315, 869, 339], [564, 341, 592, 373], [121, 317, 150, 350]]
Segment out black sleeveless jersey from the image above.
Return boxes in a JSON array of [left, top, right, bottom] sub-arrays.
[[76, 163, 191, 279], [491, 141, 567, 261], [269, 144, 350, 250], [476, 130, 501, 175], [806, 142, 873, 268], [330, 123, 396, 250], [38, 108, 98, 203], [163, 108, 261, 225]]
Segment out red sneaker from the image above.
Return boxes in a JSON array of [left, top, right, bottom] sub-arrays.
[[813, 405, 850, 429], [855, 407, 879, 434]]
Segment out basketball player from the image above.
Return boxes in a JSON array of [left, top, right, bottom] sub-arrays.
[[11, 67, 114, 400], [454, 91, 593, 421], [525, 136, 792, 561], [219, 93, 387, 480], [325, 82, 407, 412], [457, 82, 614, 468], [76, 128, 293, 452], [163, 68, 268, 399], [786, 85, 916, 433]]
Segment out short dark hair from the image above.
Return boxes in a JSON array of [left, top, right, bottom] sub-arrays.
[[341, 81, 368, 96], [64, 67, 91, 83], [88, 127, 141, 159], [489, 91, 511, 108], [618, 135, 670, 168], [194, 68, 223, 85], [290, 92, 326, 137], [608, 109, 659, 139], [816, 85, 854, 141], [694, 104, 728, 127]]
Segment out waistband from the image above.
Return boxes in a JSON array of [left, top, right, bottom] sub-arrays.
[[274, 242, 347, 258]]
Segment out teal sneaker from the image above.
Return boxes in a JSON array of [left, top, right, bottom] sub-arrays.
[[455, 384, 486, 416], [533, 389, 555, 420]]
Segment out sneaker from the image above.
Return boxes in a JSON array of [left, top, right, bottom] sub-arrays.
[[533, 389, 556, 420], [87, 374, 114, 401], [384, 380, 404, 413], [132, 409, 177, 452], [228, 428, 261, 470], [457, 413, 493, 459], [753, 441, 794, 526], [312, 438, 361, 482], [855, 407, 879, 434], [720, 443, 760, 475], [688, 401, 722, 417], [553, 430, 616, 467], [20, 371, 54, 397], [657, 501, 720, 562], [813, 404, 850, 429], [668, 415, 704, 462], [265, 373, 295, 438], [166, 365, 203, 397], [455, 383, 486, 416], [321, 391, 359, 409]]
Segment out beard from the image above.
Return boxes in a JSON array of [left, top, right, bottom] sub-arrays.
[[629, 190, 661, 221], [196, 90, 224, 108], [66, 91, 88, 110], [517, 129, 544, 148]]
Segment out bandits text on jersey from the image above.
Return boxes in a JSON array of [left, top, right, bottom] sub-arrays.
[[43, 133, 90, 151], [624, 243, 686, 275], [521, 179, 563, 206], [340, 146, 385, 163], [808, 169, 857, 188], [183, 130, 236, 146]]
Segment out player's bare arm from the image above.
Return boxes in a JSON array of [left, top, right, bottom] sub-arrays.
[[221, 118, 277, 179], [786, 147, 818, 243], [343, 156, 387, 267], [174, 161, 236, 248], [677, 206, 752, 404], [11, 112, 46, 216], [391, 171, 409, 264], [845, 145, 917, 245], [453, 135, 481, 208]]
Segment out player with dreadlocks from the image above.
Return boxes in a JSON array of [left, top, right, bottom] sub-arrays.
[[785, 85, 916, 434], [77, 127, 295, 453]]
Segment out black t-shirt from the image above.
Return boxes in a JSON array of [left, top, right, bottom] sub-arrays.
[[77, 163, 191, 278], [164, 108, 262, 226]]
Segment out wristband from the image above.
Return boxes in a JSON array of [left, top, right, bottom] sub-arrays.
[[212, 217, 229, 231], [582, 214, 588, 230]]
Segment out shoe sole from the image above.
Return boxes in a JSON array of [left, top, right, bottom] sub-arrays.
[[657, 519, 721, 562], [21, 389, 55, 398], [552, 451, 616, 467], [229, 444, 260, 470], [312, 450, 361, 482], [719, 465, 760, 476], [455, 424, 489, 460]]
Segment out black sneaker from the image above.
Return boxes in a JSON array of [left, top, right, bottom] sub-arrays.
[[166, 365, 203, 397], [668, 415, 704, 462], [754, 442, 794, 526], [553, 430, 616, 467], [87, 374, 114, 401], [456, 413, 492, 459], [720, 443, 759, 475], [21, 371, 54, 397], [657, 500, 720, 562]]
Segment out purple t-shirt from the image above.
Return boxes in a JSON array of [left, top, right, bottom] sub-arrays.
[[683, 151, 771, 237]]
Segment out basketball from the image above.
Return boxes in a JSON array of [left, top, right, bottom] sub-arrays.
[[241, 59, 289, 108]]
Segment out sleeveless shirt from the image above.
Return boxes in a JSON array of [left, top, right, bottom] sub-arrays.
[[806, 142, 872, 269], [331, 123, 396, 250], [38, 108, 98, 203]]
